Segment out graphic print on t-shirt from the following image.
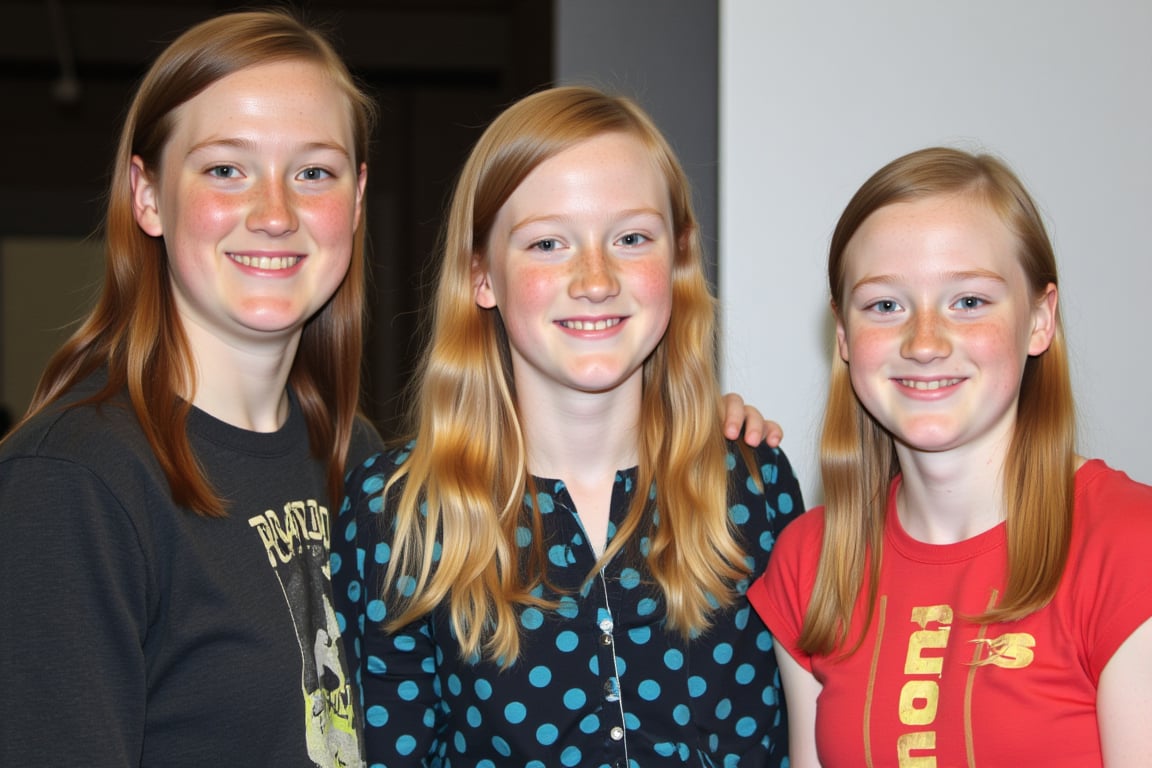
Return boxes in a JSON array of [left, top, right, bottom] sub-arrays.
[[249, 499, 364, 768], [896, 602, 1035, 767]]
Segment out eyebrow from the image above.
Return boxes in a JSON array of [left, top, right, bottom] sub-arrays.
[[509, 208, 667, 235], [850, 268, 1007, 293], [186, 137, 352, 159]]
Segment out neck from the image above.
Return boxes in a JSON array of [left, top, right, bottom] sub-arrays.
[[893, 437, 1011, 544], [180, 319, 300, 432], [517, 378, 641, 486]]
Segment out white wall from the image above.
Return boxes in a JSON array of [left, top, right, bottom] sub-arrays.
[[721, 0, 1152, 503]]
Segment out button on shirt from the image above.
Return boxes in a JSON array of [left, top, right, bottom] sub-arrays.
[[332, 440, 802, 767]]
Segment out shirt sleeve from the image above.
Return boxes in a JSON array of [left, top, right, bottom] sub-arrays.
[[0, 455, 149, 765], [332, 451, 443, 765]]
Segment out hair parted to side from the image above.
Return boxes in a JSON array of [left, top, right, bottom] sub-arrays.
[[18, 9, 377, 518], [382, 85, 752, 664], [802, 146, 1076, 655]]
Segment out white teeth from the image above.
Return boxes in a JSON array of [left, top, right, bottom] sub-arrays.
[[227, 253, 302, 270], [561, 318, 621, 331], [899, 378, 962, 391]]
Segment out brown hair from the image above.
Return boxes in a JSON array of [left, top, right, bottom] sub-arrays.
[[802, 146, 1076, 654], [20, 9, 376, 517], [380, 86, 751, 663]]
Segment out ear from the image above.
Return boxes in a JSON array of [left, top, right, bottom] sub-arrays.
[[130, 156, 163, 237], [472, 253, 497, 309], [353, 162, 367, 230], [833, 300, 850, 363], [1028, 282, 1059, 356]]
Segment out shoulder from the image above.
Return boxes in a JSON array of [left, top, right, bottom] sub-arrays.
[[348, 414, 387, 467], [1069, 462, 1152, 541], [1, 392, 157, 481], [726, 440, 804, 519]]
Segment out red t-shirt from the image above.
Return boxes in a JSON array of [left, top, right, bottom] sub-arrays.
[[750, 460, 1152, 767]]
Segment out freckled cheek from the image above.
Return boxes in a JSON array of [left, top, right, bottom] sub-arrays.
[[298, 194, 362, 242], [842, 326, 892, 368]]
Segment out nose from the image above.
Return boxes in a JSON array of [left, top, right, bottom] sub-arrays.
[[900, 309, 951, 362], [246, 176, 298, 236], [568, 245, 621, 302]]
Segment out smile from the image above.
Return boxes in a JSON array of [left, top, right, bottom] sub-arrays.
[[898, 378, 963, 391], [227, 253, 302, 270], [559, 318, 621, 331]]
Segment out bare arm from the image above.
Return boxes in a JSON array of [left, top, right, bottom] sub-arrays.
[[774, 642, 822, 768], [1098, 615, 1152, 767], [722, 392, 783, 448]]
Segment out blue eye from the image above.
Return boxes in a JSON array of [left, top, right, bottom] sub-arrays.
[[953, 296, 985, 310], [299, 167, 332, 181], [869, 299, 901, 314], [207, 165, 239, 179], [530, 238, 558, 252], [617, 232, 649, 247]]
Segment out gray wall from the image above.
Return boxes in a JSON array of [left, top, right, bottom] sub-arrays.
[[721, 0, 1152, 502], [554, 0, 719, 281]]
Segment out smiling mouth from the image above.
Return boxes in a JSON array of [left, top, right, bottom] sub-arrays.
[[227, 253, 302, 270], [898, 378, 963, 391], [559, 318, 621, 331]]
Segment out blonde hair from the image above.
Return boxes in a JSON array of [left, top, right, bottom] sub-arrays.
[[801, 147, 1076, 655], [18, 9, 377, 517], [382, 86, 751, 663]]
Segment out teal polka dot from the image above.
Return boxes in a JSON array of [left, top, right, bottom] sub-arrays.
[[713, 642, 734, 664], [373, 541, 390, 564], [688, 675, 707, 697], [730, 503, 750, 525], [736, 716, 758, 737], [467, 706, 481, 727], [716, 698, 732, 719], [557, 596, 579, 619], [397, 575, 416, 597], [366, 598, 386, 622], [521, 607, 544, 630], [563, 688, 586, 710], [579, 713, 600, 733], [396, 734, 417, 755], [638, 679, 661, 701], [505, 701, 527, 724], [637, 597, 658, 616], [556, 630, 579, 652], [394, 635, 415, 652], [736, 663, 756, 684], [516, 526, 532, 547], [475, 679, 493, 700], [536, 493, 555, 514], [536, 723, 559, 745], [620, 568, 641, 588], [628, 625, 651, 645], [548, 545, 572, 567], [664, 648, 684, 670], [366, 705, 388, 727], [654, 742, 676, 757], [528, 666, 552, 687], [397, 680, 419, 701], [560, 746, 583, 766], [492, 736, 511, 756], [756, 629, 773, 651], [447, 674, 462, 696], [673, 703, 690, 725], [367, 655, 386, 675]]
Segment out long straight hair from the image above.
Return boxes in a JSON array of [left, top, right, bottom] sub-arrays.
[[16, 10, 377, 517], [801, 147, 1076, 655], [381, 86, 751, 664]]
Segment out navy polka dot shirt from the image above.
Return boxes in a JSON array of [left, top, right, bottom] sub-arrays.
[[332, 441, 801, 767]]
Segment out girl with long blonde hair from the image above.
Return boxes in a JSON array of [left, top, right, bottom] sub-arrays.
[[750, 147, 1152, 767], [333, 86, 802, 767]]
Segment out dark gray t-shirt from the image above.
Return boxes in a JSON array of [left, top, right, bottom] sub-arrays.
[[0, 371, 383, 766]]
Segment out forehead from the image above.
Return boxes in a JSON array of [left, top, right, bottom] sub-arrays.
[[166, 59, 354, 144], [845, 193, 1020, 278], [505, 132, 668, 207]]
